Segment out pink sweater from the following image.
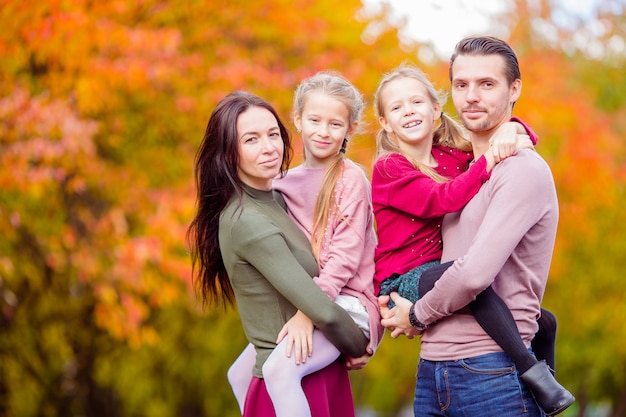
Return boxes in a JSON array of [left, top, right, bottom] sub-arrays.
[[414, 149, 559, 360], [273, 159, 384, 352]]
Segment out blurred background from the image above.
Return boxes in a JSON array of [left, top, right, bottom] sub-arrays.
[[1, 0, 624, 416]]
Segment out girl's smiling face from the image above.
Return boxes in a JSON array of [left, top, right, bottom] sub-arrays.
[[378, 76, 441, 150], [295, 91, 356, 169]]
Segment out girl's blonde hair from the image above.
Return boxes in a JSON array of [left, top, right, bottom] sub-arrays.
[[373, 65, 472, 182], [293, 71, 364, 261]]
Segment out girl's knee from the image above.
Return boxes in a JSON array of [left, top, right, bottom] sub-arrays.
[[261, 357, 280, 380], [538, 309, 557, 333], [227, 364, 245, 387]]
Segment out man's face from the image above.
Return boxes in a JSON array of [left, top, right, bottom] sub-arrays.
[[450, 54, 521, 136]]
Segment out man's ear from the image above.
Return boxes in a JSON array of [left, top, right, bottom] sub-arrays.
[[510, 79, 522, 105]]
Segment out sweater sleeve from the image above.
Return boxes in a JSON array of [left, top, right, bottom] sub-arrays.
[[414, 150, 554, 323], [372, 153, 491, 218], [510, 116, 538, 145], [232, 218, 368, 357]]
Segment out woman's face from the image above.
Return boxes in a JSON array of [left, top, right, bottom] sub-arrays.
[[236, 106, 284, 190]]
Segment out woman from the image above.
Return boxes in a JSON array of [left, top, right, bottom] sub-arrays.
[[226, 72, 383, 417], [187, 91, 368, 416]]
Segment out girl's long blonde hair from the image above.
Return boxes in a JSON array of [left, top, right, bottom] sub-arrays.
[[373, 65, 472, 183], [293, 71, 364, 261]]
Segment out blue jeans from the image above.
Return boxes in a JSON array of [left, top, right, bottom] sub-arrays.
[[413, 352, 544, 417]]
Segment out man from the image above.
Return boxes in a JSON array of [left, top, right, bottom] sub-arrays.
[[379, 36, 574, 416]]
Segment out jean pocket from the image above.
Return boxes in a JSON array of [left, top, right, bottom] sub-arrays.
[[458, 355, 516, 375]]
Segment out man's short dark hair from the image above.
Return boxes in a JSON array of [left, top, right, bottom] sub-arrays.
[[449, 36, 521, 85]]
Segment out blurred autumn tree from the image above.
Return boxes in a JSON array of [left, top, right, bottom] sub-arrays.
[[0, 1, 420, 416], [0, 0, 624, 416]]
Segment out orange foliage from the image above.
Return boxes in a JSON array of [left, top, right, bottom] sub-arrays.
[[2, 0, 624, 413], [0, 0, 420, 348]]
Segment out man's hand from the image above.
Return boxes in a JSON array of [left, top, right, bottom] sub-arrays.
[[378, 294, 393, 319], [276, 310, 314, 365], [378, 292, 422, 339]]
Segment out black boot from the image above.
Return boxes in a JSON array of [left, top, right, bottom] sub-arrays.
[[520, 361, 575, 416]]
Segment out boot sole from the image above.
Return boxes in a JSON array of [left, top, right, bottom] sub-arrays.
[[545, 393, 575, 416]]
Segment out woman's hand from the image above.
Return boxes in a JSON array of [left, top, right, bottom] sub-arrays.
[[276, 310, 314, 365]]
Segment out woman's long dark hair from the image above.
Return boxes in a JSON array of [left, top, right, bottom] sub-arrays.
[[187, 91, 293, 308]]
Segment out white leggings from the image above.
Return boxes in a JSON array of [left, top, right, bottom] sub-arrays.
[[227, 296, 369, 417]]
